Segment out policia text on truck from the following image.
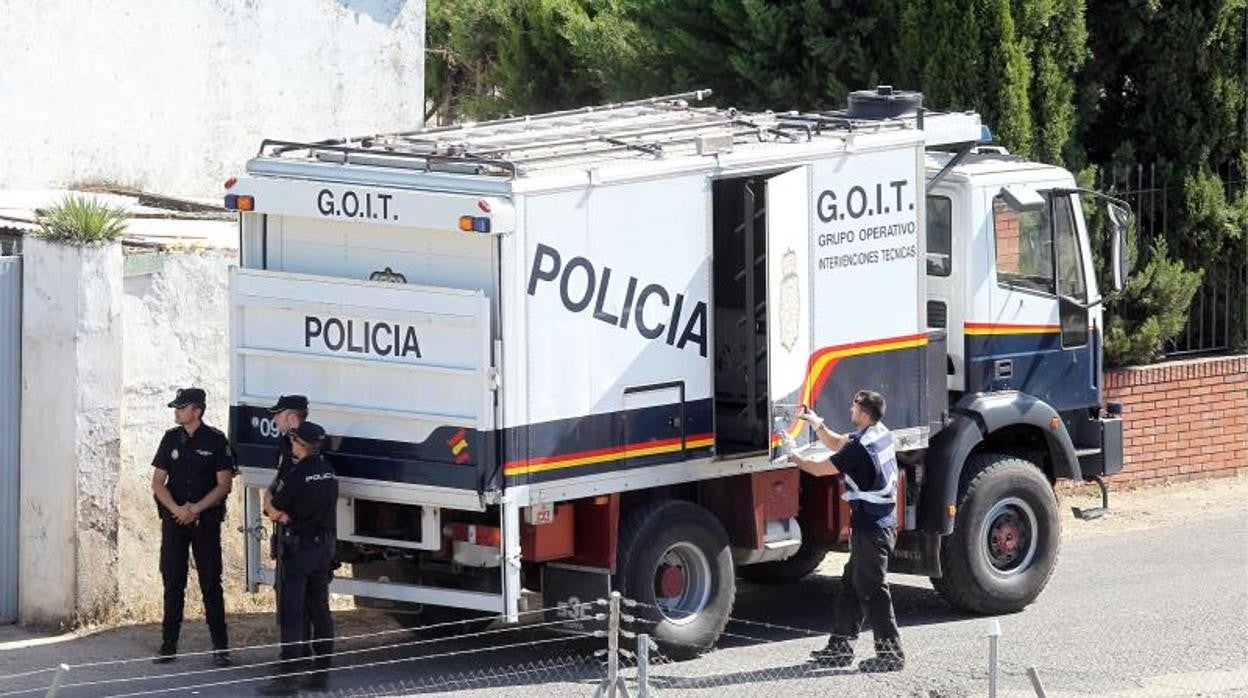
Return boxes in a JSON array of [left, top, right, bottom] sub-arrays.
[[225, 86, 1130, 658]]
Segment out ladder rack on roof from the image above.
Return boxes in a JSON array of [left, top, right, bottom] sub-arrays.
[[253, 89, 984, 178]]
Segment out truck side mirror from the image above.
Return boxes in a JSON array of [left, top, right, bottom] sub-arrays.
[[1107, 201, 1131, 292]]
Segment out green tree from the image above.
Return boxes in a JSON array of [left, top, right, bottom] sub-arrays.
[[1104, 239, 1205, 366], [1081, 0, 1248, 352], [424, 0, 512, 121]]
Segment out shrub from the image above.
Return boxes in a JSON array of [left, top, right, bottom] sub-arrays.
[[36, 195, 128, 243], [1104, 238, 1203, 367]]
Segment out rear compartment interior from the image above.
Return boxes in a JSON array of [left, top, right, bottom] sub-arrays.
[[712, 177, 770, 457]]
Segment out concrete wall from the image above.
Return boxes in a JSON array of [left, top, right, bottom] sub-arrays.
[[117, 251, 244, 620], [18, 241, 257, 625], [0, 0, 425, 199], [19, 238, 123, 625]]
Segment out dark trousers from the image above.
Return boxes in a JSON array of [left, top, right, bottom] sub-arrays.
[[159, 516, 228, 650], [832, 527, 900, 643], [277, 536, 335, 671]]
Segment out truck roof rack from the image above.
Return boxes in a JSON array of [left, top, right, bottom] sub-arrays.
[[254, 90, 983, 178]]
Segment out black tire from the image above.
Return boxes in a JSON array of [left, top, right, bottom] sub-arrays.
[[737, 541, 828, 584], [616, 500, 735, 659], [931, 452, 1062, 615]]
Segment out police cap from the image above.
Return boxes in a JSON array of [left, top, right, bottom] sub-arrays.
[[268, 394, 309, 414], [291, 421, 327, 445], [167, 387, 206, 409]]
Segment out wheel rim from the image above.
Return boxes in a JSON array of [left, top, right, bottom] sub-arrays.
[[653, 541, 712, 625], [979, 497, 1038, 577]]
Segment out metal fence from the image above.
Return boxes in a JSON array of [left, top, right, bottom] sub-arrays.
[[1099, 162, 1248, 358], [2, 593, 1246, 697]]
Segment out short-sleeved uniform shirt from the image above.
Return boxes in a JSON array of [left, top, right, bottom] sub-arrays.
[[271, 454, 338, 537], [152, 424, 236, 522], [830, 430, 897, 531]]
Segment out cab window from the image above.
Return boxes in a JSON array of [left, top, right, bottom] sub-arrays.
[[926, 195, 953, 277], [993, 195, 1055, 294]]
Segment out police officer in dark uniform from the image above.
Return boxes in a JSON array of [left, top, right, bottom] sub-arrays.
[[262, 395, 308, 553], [788, 390, 905, 672], [150, 387, 236, 666], [257, 421, 338, 695], [267, 395, 308, 481]]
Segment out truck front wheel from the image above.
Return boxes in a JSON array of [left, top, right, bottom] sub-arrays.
[[617, 500, 735, 659], [931, 453, 1061, 615]]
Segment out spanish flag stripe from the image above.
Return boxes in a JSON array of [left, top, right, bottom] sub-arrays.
[[778, 333, 928, 440], [505, 433, 716, 476], [964, 322, 1060, 336]]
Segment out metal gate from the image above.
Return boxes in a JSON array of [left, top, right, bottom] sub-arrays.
[[0, 256, 19, 624]]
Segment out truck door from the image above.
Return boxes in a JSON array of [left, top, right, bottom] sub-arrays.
[[229, 267, 499, 491], [977, 188, 1096, 410], [764, 166, 813, 460]]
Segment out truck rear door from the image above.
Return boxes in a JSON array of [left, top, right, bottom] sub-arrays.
[[230, 268, 498, 490], [228, 179, 509, 494]]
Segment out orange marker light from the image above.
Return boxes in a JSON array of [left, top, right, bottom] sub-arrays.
[[1049, 417, 1060, 430], [458, 215, 475, 232], [236, 195, 255, 211], [443, 522, 502, 547]]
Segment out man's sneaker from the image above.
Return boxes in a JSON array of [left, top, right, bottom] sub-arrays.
[[212, 650, 232, 668], [152, 644, 177, 665], [810, 636, 855, 667], [858, 638, 905, 673]]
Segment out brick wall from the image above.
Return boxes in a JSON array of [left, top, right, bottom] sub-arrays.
[[993, 199, 1022, 274], [1105, 355, 1248, 484]]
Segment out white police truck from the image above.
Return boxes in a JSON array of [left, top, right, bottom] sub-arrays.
[[227, 88, 1129, 656]]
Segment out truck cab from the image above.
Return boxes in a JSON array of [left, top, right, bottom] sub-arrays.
[[891, 148, 1126, 613], [928, 153, 1102, 411]]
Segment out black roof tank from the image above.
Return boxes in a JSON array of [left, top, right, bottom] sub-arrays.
[[846, 85, 923, 120]]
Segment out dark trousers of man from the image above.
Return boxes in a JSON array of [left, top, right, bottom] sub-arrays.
[[277, 534, 336, 678], [160, 516, 228, 650], [832, 527, 901, 647]]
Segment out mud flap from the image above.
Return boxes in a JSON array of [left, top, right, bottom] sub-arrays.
[[542, 563, 611, 635]]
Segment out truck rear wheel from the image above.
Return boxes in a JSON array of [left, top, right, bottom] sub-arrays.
[[616, 500, 735, 659], [737, 541, 828, 584], [931, 453, 1061, 615]]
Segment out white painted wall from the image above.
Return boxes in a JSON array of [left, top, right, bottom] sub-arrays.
[[0, 0, 425, 199], [19, 238, 123, 625], [117, 251, 243, 619]]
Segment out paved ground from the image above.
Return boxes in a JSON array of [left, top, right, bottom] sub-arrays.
[[1, 476, 1246, 697]]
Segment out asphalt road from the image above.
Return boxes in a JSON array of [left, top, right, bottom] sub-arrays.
[[2, 484, 1246, 697]]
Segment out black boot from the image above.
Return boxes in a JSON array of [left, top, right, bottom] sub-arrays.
[[255, 673, 300, 696], [152, 642, 177, 665], [810, 636, 855, 667], [858, 637, 905, 672], [256, 659, 303, 697], [300, 658, 330, 692]]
